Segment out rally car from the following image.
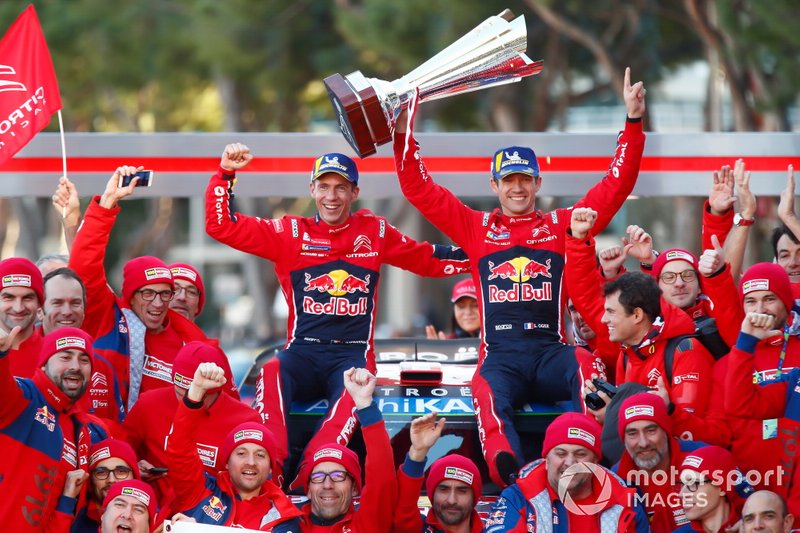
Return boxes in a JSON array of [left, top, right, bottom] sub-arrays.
[[239, 337, 566, 506]]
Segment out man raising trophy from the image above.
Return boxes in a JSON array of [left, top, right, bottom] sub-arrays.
[[392, 68, 647, 488]]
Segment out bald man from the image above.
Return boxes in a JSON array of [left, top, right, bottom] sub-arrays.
[[742, 490, 793, 533]]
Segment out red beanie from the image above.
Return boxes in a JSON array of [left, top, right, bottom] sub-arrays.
[[651, 248, 699, 280], [680, 445, 753, 509], [542, 412, 603, 459], [617, 393, 672, 439], [170, 262, 205, 313], [0, 257, 44, 304], [171, 341, 228, 392], [740, 262, 794, 315], [451, 279, 477, 303], [37, 327, 94, 369], [220, 422, 279, 474], [121, 256, 174, 304], [101, 479, 157, 526], [308, 443, 362, 492], [425, 454, 481, 502], [89, 438, 141, 479]]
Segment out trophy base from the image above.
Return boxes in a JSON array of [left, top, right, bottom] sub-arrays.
[[324, 73, 392, 158]]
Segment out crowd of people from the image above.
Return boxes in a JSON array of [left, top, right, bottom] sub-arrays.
[[1, 66, 798, 533]]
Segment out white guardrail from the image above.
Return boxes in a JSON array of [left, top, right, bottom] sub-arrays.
[[2, 131, 799, 198]]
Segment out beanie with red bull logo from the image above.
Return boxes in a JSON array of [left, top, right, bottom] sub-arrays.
[[491, 146, 540, 180], [0, 257, 44, 304], [310, 153, 359, 185]]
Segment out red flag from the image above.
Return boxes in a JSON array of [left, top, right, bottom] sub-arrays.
[[0, 5, 62, 167]]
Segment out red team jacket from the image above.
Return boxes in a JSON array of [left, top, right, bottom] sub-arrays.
[[0, 353, 97, 531], [298, 403, 396, 532], [7, 327, 43, 378], [166, 400, 302, 531], [70, 198, 211, 406]]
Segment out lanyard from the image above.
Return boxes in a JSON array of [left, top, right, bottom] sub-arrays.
[[776, 324, 790, 378]]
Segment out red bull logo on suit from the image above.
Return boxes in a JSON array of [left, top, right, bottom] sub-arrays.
[[303, 269, 370, 316], [486, 257, 553, 303]]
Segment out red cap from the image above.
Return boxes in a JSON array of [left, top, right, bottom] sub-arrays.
[[171, 341, 230, 392], [451, 279, 477, 303], [37, 327, 94, 370], [220, 421, 279, 474], [170, 262, 205, 314], [617, 393, 672, 439], [121, 256, 174, 304], [652, 248, 699, 280], [425, 454, 481, 502], [680, 445, 753, 508], [0, 257, 44, 304], [101, 479, 157, 526], [89, 438, 141, 479], [542, 412, 603, 459], [740, 262, 794, 315], [308, 443, 362, 492]]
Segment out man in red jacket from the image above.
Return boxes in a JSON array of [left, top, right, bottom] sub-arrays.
[[393, 68, 646, 487], [207, 144, 468, 486], [166, 361, 301, 531], [393, 412, 483, 533], [614, 393, 706, 533], [0, 326, 105, 531], [169, 263, 205, 322], [0, 257, 44, 377], [298, 367, 396, 532], [69, 165, 212, 410], [98, 479, 158, 533], [485, 412, 647, 532], [725, 263, 800, 519], [122, 341, 260, 509]]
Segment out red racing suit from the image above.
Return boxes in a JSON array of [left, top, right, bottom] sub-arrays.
[[298, 402, 396, 532], [393, 119, 644, 483], [0, 352, 100, 532], [70, 198, 211, 408], [167, 398, 301, 531], [206, 167, 468, 474], [392, 455, 484, 533]]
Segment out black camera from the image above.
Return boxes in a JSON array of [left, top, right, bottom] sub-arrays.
[[584, 378, 618, 411]]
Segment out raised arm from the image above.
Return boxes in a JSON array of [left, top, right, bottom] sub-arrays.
[[725, 313, 789, 420], [393, 412, 446, 533], [723, 159, 757, 280], [52, 176, 81, 252], [573, 68, 646, 234], [166, 362, 227, 510], [204, 143, 287, 260]]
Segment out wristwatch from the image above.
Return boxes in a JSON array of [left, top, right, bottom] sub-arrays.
[[733, 213, 755, 227]]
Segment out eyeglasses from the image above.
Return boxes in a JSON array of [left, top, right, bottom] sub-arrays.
[[680, 478, 709, 492], [92, 466, 133, 480], [659, 270, 697, 285], [175, 285, 200, 299], [136, 289, 175, 302], [309, 470, 350, 484]]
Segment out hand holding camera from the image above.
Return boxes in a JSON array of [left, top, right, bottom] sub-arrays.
[[583, 378, 618, 425]]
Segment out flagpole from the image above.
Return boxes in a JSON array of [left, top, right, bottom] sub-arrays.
[[57, 109, 67, 218]]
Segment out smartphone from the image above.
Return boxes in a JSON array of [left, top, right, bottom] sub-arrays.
[[119, 170, 154, 188], [147, 467, 168, 475]]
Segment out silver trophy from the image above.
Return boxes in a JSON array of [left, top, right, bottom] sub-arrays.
[[325, 9, 543, 158]]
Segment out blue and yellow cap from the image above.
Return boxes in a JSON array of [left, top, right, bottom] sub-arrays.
[[310, 152, 359, 185], [491, 146, 540, 180]]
